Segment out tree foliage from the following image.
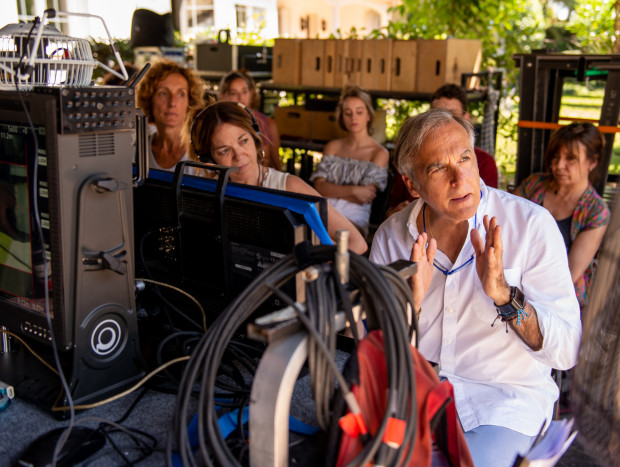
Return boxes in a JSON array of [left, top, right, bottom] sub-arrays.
[[377, 0, 618, 184], [566, 0, 617, 53], [378, 0, 545, 77]]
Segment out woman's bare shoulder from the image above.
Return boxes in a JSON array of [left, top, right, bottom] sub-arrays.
[[286, 174, 319, 195], [370, 142, 390, 167], [322, 138, 347, 155]]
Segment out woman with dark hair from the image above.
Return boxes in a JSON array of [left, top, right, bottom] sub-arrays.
[[190, 101, 368, 255], [136, 59, 206, 172], [514, 122, 610, 309], [310, 84, 389, 236], [217, 70, 281, 170]]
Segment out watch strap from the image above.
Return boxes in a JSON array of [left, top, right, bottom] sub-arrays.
[[495, 286, 525, 321]]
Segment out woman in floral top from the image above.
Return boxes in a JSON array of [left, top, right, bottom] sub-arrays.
[[514, 123, 609, 309]]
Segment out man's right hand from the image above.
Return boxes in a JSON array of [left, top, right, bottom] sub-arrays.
[[409, 232, 437, 313]]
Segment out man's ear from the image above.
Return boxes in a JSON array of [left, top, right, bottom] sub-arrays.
[[403, 175, 420, 199]]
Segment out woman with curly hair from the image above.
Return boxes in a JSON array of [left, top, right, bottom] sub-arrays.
[[136, 59, 206, 172]]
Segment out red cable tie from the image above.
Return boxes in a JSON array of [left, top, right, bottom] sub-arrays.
[[338, 412, 368, 438], [382, 417, 406, 448], [339, 412, 361, 438], [354, 412, 368, 436]]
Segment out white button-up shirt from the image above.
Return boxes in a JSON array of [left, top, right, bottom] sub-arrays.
[[370, 181, 581, 436]]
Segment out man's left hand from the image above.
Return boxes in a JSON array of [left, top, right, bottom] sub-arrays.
[[470, 214, 510, 305]]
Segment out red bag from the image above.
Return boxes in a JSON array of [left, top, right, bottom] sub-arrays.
[[336, 330, 473, 467]]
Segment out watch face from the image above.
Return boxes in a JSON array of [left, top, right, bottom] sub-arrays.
[[512, 287, 525, 309]]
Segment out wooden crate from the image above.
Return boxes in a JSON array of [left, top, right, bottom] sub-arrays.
[[333, 40, 348, 88], [300, 39, 326, 87], [416, 39, 482, 93], [272, 39, 302, 85], [347, 39, 363, 86], [323, 39, 338, 88], [333, 40, 362, 88], [274, 106, 312, 139], [390, 39, 418, 92], [360, 39, 392, 91], [312, 111, 342, 141]]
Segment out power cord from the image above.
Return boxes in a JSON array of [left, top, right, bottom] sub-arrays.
[[52, 356, 189, 412], [137, 277, 207, 332], [167, 243, 419, 467]]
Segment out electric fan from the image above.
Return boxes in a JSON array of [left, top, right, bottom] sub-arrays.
[[0, 9, 127, 89]]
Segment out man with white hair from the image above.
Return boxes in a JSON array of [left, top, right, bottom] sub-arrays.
[[370, 108, 581, 466]]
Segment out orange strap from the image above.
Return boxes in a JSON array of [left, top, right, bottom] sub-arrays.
[[559, 116, 599, 123], [381, 417, 407, 448], [518, 120, 620, 134]]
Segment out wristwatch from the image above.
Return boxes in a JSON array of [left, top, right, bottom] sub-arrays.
[[494, 286, 525, 321]]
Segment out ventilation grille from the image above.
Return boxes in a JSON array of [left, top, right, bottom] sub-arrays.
[[78, 133, 115, 157]]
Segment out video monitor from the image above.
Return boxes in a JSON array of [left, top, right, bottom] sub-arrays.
[[133, 165, 330, 324], [0, 87, 138, 351], [0, 92, 63, 346]]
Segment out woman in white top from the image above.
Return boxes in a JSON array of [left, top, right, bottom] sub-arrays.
[[189, 101, 368, 255], [310, 85, 389, 236], [136, 60, 206, 172]]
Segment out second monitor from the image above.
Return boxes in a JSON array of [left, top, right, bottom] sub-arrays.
[[133, 164, 330, 325]]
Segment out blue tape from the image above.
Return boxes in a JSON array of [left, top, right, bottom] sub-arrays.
[[0, 395, 11, 413], [171, 407, 319, 465]]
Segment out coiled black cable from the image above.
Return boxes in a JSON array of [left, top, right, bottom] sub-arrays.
[[166, 243, 418, 467]]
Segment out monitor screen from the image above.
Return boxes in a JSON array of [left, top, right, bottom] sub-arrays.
[[0, 124, 43, 305], [0, 92, 63, 346]]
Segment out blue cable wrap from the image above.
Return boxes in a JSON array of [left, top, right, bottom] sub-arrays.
[[171, 407, 319, 466]]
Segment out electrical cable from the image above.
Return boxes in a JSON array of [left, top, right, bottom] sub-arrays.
[[71, 416, 158, 465], [379, 264, 418, 345], [168, 255, 300, 467], [155, 331, 202, 384], [166, 243, 419, 467], [12, 16, 81, 467], [0, 329, 59, 375], [52, 356, 189, 411], [115, 387, 150, 424], [137, 277, 207, 332], [137, 231, 204, 332]]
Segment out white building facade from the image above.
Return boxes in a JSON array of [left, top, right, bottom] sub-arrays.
[[9, 0, 397, 42]]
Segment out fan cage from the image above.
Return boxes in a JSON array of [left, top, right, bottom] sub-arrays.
[[0, 33, 96, 89]]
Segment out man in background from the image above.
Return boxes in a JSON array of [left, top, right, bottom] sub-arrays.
[[386, 83, 499, 217]]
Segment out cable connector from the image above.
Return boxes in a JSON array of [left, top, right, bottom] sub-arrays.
[[0, 380, 15, 412], [0, 381, 14, 400], [335, 230, 350, 285]]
